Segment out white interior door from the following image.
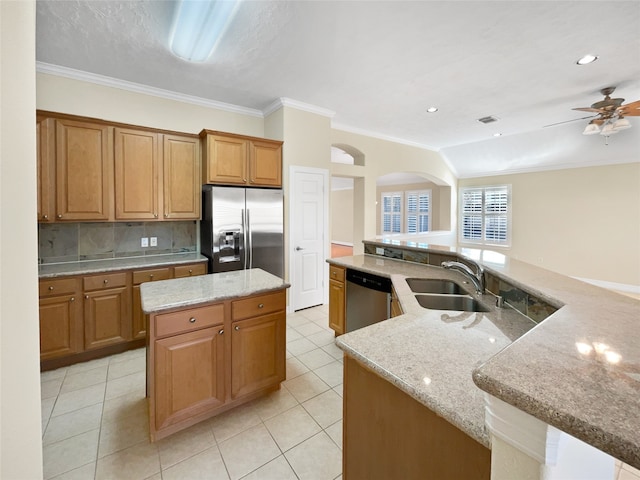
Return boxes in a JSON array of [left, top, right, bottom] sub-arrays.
[[290, 166, 328, 311]]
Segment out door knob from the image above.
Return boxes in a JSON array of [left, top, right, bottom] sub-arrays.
[[295, 246, 304, 251]]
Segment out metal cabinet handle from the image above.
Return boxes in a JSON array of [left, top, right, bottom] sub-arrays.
[[85, 295, 89, 299], [70, 297, 75, 302], [154, 213, 158, 218], [43, 215, 48, 220], [331, 271, 336, 277], [189, 317, 196, 323], [219, 329, 224, 335], [149, 274, 154, 279], [164, 213, 169, 218], [258, 303, 264, 308], [103, 279, 108, 284], [57, 214, 62, 219], [48, 286, 54, 291], [234, 325, 240, 331], [188, 269, 193, 274]]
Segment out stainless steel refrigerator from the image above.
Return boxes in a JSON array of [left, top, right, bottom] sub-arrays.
[[201, 185, 284, 279]]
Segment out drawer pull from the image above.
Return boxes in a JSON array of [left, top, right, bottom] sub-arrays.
[[258, 303, 264, 309], [103, 279, 109, 284], [234, 325, 240, 331], [149, 274, 154, 279], [219, 329, 224, 335], [48, 286, 54, 291], [189, 269, 193, 274], [189, 317, 196, 323], [332, 271, 336, 277]]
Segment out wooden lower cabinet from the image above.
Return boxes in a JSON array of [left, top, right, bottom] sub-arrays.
[[84, 285, 131, 350], [155, 326, 225, 431], [148, 289, 286, 441], [39, 278, 82, 360], [328, 265, 346, 334], [231, 312, 285, 399], [343, 356, 490, 480]]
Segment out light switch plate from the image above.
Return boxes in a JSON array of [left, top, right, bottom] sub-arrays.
[[150, 237, 157, 247], [141, 237, 149, 247]]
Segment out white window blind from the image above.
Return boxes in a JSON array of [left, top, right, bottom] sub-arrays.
[[382, 193, 402, 233], [406, 190, 431, 233], [461, 186, 510, 245]]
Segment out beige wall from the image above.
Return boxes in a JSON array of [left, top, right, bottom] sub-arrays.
[[330, 128, 456, 253], [1, 1, 43, 477], [37, 73, 265, 138], [459, 163, 640, 287], [331, 188, 355, 244]]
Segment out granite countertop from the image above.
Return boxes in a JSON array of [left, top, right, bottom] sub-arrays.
[[140, 268, 290, 314], [329, 255, 536, 448], [332, 248, 640, 468], [38, 253, 208, 278]]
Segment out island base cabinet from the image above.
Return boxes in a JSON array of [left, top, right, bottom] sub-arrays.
[[231, 312, 285, 399], [154, 327, 225, 432], [343, 356, 490, 480]]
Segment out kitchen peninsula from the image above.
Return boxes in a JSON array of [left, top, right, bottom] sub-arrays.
[[331, 239, 639, 479], [140, 268, 289, 441]]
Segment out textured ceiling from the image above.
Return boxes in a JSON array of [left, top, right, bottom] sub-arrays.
[[36, 0, 640, 178]]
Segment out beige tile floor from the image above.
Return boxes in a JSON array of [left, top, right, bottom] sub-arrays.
[[41, 303, 640, 480]]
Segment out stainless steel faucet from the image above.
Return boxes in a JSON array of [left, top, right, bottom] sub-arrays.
[[441, 260, 485, 294]]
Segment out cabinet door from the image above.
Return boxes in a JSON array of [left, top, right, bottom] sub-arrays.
[[231, 311, 285, 399], [163, 134, 200, 219], [131, 267, 172, 340], [155, 327, 225, 431], [55, 119, 112, 221], [114, 128, 160, 220], [84, 286, 131, 350], [204, 134, 247, 185], [329, 278, 345, 334], [249, 140, 282, 187], [37, 116, 55, 222], [39, 294, 82, 360]]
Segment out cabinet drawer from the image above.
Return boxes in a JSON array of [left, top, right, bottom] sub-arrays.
[[133, 267, 172, 285], [83, 272, 128, 291], [155, 303, 224, 338], [231, 290, 286, 321], [173, 263, 207, 278], [39, 277, 78, 297], [329, 265, 345, 283]]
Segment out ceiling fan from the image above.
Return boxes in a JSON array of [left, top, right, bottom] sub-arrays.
[[574, 86, 640, 137]]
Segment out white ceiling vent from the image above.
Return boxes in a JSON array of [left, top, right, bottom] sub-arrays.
[[477, 116, 499, 124]]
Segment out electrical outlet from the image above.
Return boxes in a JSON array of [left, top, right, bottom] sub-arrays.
[[376, 247, 385, 255], [150, 237, 157, 247], [141, 237, 149, 247]]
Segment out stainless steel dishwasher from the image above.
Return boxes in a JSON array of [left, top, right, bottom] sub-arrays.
[[345, 268, 391, 333]]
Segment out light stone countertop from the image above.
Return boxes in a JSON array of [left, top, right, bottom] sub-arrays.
[[332, 249, 640, 468], [140, 268, 290, 314], [329, 255, 537, 448], [38, 252, 207, 278]]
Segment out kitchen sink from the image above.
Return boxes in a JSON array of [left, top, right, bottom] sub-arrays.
[[414, 294, 490, 312], [406, 278, 466, 294]]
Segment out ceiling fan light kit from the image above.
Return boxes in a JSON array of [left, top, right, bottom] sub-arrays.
[[574, 86, 640, 141]]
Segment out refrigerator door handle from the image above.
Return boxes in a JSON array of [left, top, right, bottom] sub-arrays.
[[246, 209, 252, 269], [241, 209, 247, 270]]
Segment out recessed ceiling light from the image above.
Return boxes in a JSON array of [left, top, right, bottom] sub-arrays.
[[576, 54, 598, 65], [493, 133, 502, 137], [426, 107, 438, 113]]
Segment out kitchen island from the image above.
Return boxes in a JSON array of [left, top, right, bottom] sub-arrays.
[[140, 268, 290, 441], [331, 241, 639, 478]]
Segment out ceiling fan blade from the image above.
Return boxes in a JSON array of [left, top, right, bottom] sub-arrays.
[[543, 115, 597, 128], [618, 99, 640, 116], [572, 107, 603, 113]]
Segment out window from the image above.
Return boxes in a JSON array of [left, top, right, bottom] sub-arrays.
[[460, 186, 510, 246], [381, 192, 402, 233], [406, 190, 431, 233]]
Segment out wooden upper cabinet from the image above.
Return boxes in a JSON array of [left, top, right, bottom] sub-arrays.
[[163, 134, 200, 220], [55, 119, 113, 221], [201, 130, 282, 188], [114, 128, 160, 220], [37, 116, 55, 222], [249, 140, 282, 187]]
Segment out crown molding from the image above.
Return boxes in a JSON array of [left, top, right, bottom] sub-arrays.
[[263, 97, 335, 118], [36, 62, 264, 118]]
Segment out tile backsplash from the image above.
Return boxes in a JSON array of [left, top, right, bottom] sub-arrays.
[[38, 221, 198, 264]]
